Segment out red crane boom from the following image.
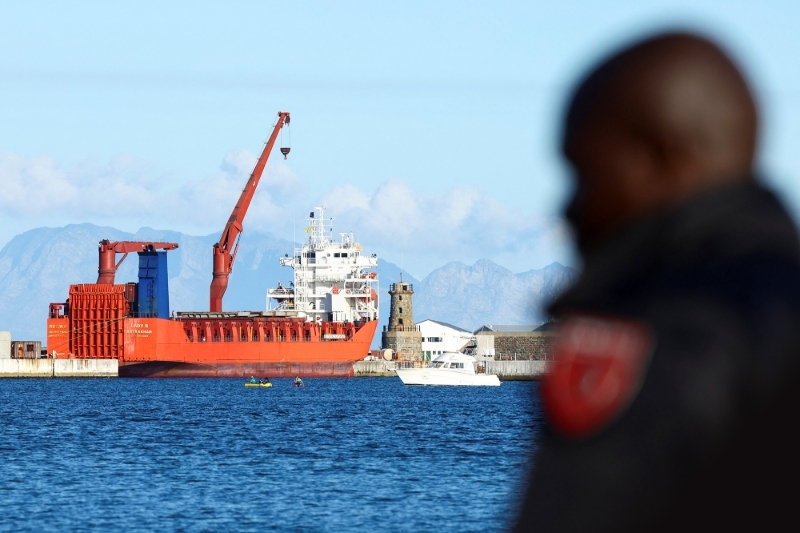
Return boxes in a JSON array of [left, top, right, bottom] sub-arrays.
[[210, 111, 291, 312], [97, 240, 179, 284]]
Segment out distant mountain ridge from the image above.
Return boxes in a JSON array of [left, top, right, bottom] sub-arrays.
[[414, 258, 577, 331], [0, 224, 577, 344]]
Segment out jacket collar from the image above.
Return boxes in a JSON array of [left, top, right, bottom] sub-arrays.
[[553, 180, 800, 312]]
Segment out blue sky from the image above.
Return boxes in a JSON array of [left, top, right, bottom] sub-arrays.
[[1, 1, 799, 277]]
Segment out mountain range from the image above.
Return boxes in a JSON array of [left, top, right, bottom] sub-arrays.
[[0, 224, 578, 345]]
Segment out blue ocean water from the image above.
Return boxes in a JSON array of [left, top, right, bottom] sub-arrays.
[[0, 378, 542, 532]]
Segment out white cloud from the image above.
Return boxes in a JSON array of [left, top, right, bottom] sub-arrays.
[[0, 153, 79, 211], [0, 150, 306, 235], [320, 178, 573, 274], [0, 152, 574, 275]]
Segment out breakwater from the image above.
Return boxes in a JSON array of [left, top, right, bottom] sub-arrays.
[[352, 360, 547, 380], [353, 360, 398, 377], [2, 359, 543, 380], [486, 360, 547, 380], [0, 359, 118, 378]]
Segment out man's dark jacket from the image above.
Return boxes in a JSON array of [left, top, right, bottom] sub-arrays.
[[515, 181, 800, 532]]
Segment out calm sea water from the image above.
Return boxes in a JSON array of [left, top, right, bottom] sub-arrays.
[[0, 378, 542, 532]]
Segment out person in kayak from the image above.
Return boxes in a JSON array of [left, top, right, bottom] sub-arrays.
[[260, 377, 271, 385], [294, 376, 303, 386], [249, 375, 257, 384]]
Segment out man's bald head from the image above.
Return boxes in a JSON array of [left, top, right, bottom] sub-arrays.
[[563, 32, 758, 249]]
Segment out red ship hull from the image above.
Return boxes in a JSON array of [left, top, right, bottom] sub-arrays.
[[118, 361, 358, 378], [47, 284, 377, 378]]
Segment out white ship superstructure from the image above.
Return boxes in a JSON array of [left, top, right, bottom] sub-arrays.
[[267, 207, 379, 323]]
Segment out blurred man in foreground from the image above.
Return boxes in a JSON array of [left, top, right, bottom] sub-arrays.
[[515, 32, 800, 531]]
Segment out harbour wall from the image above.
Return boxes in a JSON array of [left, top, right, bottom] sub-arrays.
[[486, 360, 547, 380], [0, 359, 118, 378], [1, 358, 541, 380], [353, 360, 547, 380], [353, 360, 397, 377]]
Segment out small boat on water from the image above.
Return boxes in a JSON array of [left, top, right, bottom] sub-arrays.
[[395, 352, 501, 386], [245, 381, 273, 388]]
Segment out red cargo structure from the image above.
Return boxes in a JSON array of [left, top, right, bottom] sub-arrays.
[[66, 284, 129, 359]]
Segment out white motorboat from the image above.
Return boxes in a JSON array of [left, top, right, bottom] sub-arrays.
[[395, 352, 501, 386]]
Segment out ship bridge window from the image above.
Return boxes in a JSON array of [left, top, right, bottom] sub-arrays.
[[334, 253, 340, 258]]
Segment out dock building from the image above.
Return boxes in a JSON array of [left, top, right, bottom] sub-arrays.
[[0, 331, 10, 359], [417, 319, 473, 361], [474, 323, 556, 361]]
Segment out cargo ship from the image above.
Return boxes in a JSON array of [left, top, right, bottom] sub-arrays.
[[45, 112, 380, 377]]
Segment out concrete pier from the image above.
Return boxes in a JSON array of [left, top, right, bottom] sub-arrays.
[[352, 359, 547, 380], [485, 360, 547, 381], [353, 360, 397, 377], [0, 359, 118, 378]]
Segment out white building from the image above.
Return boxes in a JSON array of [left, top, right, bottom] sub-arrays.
[[0, 331, 10, 359], [417, 319, 473, 360]]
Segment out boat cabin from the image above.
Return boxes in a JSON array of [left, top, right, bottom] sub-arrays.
[[429, 352, 478, 374]]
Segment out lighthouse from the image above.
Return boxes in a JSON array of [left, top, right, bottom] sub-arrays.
[[381, 281, 423, 360]]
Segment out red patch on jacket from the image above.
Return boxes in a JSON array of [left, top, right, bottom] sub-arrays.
[[541, 315, 654, 439]]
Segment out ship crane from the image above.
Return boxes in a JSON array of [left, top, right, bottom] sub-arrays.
[[97, 240, 179, 284], [210, 111, 291, 312]]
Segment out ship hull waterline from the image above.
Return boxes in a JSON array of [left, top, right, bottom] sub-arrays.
[[119, 361, 358, 378], [48, 315, 377, 379]]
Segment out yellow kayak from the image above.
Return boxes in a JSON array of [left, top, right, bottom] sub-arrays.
[[244, 382, 273, 388]]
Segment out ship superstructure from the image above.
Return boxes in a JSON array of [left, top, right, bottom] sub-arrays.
[[268, 207, 378, 325]]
